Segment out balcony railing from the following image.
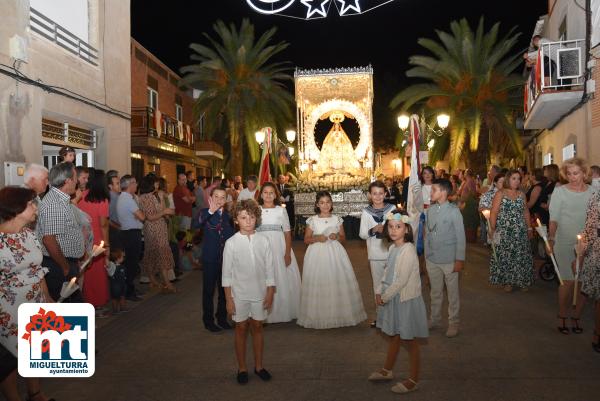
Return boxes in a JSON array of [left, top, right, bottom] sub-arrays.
[[42, 118, 96, 148], [524, 38, 585, 119], [29, 7, 99, 66], [131, 107, 195, 148]]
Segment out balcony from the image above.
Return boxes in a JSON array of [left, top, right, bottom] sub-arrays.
[[524, 39, 585, 129], [131, 107, 196, 159], [29, 7, 99, 66], [195, 140, 223, 160]]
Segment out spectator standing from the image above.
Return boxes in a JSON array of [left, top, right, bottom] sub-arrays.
[[173, 173, 196, 231], [238, 175, 258, 201], [203, 176, 223, 207], [384, 177, 401, 206], [138, 175, 177, 292], [590, 165, 600, 192], [489, 170, 534, 292], [548, 158, 594, 334], [23, 163, 48, 201], [116, 175, 145, 301], [58, 145, 76, 163], [277, 174, 295, 228], [0, 187, 55, 401], [186, 171, 196, 194], [526, 168, 549, 225], [107, 170, 122, 249], [77, 171, 110, 311], [37, 162, 84, 302]]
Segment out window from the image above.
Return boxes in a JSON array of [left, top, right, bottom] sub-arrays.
[[176, 104, 183, 121], [147, 88, 158, 110]]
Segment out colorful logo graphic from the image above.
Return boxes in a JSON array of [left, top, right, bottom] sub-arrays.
[[18, 303, 95, 377]]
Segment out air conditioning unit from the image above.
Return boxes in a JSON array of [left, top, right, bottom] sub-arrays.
[[557, 47, 582, 79]]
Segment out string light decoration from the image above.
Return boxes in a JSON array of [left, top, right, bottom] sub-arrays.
[[245, 0, 396, 19]]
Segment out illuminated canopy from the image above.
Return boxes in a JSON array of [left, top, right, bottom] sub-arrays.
[[295, 65, 374, 171], [245, 0, 396, 19]]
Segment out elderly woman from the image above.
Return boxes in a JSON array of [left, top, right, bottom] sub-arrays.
[[579, 191, 600, 352], [548, 158, 595, 334], [0, 187, 55, 401]]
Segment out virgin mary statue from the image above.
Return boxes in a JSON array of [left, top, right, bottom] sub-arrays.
[[315, 112, 360, 173]]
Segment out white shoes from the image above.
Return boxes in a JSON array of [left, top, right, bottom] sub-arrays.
[[368, 368, 393, 381], [391, 379, 419, 394]]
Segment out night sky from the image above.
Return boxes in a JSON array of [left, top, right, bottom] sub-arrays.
[[131, 0, 548, 147]]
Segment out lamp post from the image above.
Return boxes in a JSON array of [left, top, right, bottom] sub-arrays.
[[397, 111, 450, 148]]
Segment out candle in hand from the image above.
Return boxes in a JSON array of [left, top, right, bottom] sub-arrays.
[[66, 277, 77, 291], [481, 209, 491, 220]]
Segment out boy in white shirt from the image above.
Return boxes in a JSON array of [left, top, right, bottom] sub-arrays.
[[222, 199, 275, 385]]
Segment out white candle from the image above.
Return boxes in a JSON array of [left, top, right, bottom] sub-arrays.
[[66, 277, 77, 292]]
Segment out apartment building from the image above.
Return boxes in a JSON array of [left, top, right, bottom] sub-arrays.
[[130, 38, 223, 190], [523, 0, 599, 167], [0, 0, 131, 186]]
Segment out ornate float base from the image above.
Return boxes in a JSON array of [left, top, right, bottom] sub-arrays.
[[294, 190, 369, 217]]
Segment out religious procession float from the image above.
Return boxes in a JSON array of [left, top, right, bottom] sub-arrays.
[[293, 66, 376, 218]]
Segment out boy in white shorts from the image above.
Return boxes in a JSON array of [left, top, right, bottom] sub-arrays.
[[222, 199, 275, 385]]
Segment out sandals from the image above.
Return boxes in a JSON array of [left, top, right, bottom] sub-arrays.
[[368, 368, 394, 381], [593, 332, 600, 353], [571, 318, 583, 334], [557, 316, 570, 335], [391, 378, 419, 394]]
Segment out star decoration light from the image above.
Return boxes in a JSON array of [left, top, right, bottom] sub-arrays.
[[335, 0, 361, 15], [300, 0, 331, 18]]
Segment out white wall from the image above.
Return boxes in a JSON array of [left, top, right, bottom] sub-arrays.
[[30, 0, 89, 43]]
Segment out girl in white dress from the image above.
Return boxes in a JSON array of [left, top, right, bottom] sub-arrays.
[[257, 182, 301, 323], [298, 191, 366, 329]]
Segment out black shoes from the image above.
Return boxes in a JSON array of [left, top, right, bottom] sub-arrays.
[[236, 369, 271, 384], [254, 368, 272, 381], [205, 322, 222, 333], [217, 320, 233, 330], [237, 371, 248, 385]]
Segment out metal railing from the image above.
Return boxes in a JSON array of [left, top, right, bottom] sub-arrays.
[[42, 119, 96, 148], [29, 7, 99, 66], [131, 107, 195, 148], [524, 38, 585, 118]]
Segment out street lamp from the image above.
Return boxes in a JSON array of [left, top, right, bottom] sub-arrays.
[[255, 130, 265, 144], [436, 114, 450, 130], [397, 112, 450, 149], [286, 130, 296, 143], [397, 115, 410, 131], [288, 146, 295, 156]]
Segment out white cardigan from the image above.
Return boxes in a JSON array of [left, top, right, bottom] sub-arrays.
[[376, 243, 422, 303]]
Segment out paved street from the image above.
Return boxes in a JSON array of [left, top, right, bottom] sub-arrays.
[[41, 241, 600, 401]]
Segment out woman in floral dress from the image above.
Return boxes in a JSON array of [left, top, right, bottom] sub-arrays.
[[138, 175, 176, 292], [489, 170, 534, 292], [580, 191, 600, 352], [0, 187, 55, 401]]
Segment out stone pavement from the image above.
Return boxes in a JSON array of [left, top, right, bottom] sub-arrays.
[[39, 241, 600, 401]]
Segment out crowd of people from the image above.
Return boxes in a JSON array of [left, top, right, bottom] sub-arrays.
[[1, 145, 600, 397]]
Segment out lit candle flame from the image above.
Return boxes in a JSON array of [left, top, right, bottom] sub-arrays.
[[481, 209, 491, 220], [536, 218, 542, 227]]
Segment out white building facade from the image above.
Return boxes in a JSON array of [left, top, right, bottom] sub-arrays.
[[523, 0, 600, 167], [0, 0, 131, 186]]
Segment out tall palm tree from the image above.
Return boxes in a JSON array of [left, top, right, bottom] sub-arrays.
[[180, 19, 294, 176], [390, 18, 524, 170]]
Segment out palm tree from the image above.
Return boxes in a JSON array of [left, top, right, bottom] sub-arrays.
[[390, 18, 524, 170], [180, 19, 294, 176]]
